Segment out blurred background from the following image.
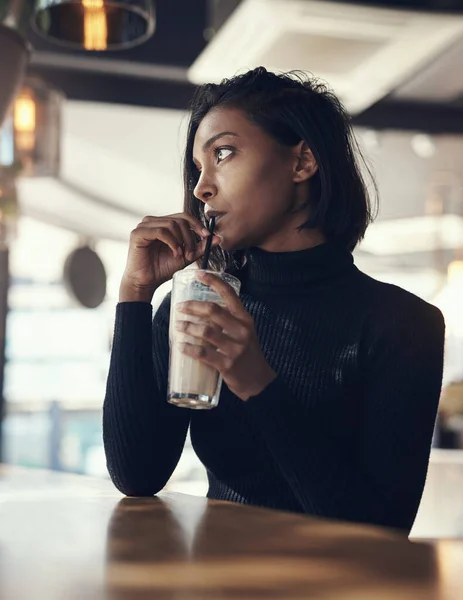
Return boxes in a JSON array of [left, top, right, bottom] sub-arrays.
[[1, 0, 463, 517]]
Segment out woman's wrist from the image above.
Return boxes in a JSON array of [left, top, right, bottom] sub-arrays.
[[119, 283, 157, 304], [241, 367, 277, 401]]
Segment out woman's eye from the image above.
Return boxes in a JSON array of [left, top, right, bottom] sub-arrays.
[[215, 147, 233, 163]]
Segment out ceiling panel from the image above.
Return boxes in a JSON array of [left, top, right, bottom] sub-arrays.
[[391, 36, 463, 103]]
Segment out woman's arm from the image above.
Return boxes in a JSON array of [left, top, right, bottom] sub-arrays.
[[244, 302, 445, 531], [103, 296, 190, 496]]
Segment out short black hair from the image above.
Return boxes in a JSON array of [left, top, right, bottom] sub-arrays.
[[183, 67, 378, 271]]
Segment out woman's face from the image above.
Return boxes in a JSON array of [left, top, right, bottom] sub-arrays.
[[192, 107, 317, 252]]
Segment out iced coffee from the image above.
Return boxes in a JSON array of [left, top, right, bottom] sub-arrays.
[[168, 269, 241, 409]]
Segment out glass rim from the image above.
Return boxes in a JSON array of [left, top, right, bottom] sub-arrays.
[[172, 268, 240, 283]]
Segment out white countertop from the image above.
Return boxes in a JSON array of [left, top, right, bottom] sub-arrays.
[[411, 449, 463, 539]]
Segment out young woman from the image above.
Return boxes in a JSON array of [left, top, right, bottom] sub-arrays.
[[103, 67, 445, 534]]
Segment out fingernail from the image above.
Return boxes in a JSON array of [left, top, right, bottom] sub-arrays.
[[201, 228, 210, 237]]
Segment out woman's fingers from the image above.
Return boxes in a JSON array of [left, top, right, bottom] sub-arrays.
[[177, 301, 249, 343], [191, 236, 221, 261], [142, 213, 207, 239], [179, 341, 234, 374], [170, 218, 197, 259], [196, 272, 249, 321], [175, 318, 239, 355], [137, 217, 183, 250], [131, 224, 181, 258], [139, 215, 211, 261], [176, 213, 210, 239]]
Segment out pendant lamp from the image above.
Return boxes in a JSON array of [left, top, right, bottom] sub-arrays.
[[32, 0, 155, 50]]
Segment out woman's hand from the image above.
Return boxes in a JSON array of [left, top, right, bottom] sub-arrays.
[[119, 213, 220, 303], [176, 272, 277, 401]]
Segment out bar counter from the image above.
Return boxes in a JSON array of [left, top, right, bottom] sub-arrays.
[[0, 465, 461, 599]]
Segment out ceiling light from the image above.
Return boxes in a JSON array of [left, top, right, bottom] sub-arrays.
[[0, 24, 29, 128], [411, 134, 436, 159], [358, 129, 380, 152], [0, 78, 63, 177], [32, 0, 156, 51]]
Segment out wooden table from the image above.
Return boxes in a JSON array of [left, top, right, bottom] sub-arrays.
[[0, 466, 462, 600]]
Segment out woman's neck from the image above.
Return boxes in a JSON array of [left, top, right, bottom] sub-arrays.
[[241, 241, 355, 290], [258, 226, 326, 253]]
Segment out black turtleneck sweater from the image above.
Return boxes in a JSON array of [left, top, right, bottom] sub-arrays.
[[103, 243, 445, 533]]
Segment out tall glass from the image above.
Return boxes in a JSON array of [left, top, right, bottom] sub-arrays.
[[168, 269, 241, 410]]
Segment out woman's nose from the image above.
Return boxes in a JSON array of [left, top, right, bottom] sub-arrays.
[[193, 172, 217, 203]]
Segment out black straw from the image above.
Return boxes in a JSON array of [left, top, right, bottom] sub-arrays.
[[201, 216, 216, 270]]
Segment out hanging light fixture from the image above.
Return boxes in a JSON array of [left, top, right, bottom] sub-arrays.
[[32, 0, 155, 50], [0, 4, 31, 244], [0, 78, 63, 178], [0, 24, 29, 128]]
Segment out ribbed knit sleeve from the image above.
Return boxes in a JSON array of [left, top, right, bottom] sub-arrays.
[[103, 297, 190, 496], [244, 301, 445, 532]]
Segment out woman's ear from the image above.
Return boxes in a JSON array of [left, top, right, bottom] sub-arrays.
[[292, 141, 318, 183]]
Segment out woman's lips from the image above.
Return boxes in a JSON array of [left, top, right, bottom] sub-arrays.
[[210, 214, 225, 229]]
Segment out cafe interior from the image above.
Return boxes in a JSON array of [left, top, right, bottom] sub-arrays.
[[1, 0, 463, 598]]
